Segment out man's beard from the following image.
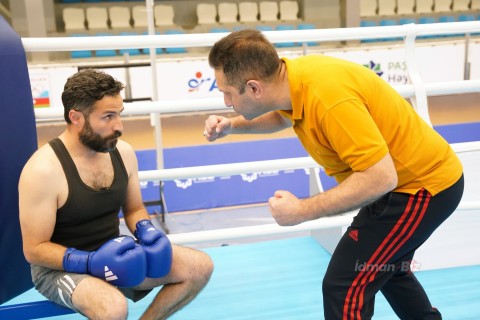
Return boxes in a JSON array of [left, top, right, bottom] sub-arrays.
[[79, 120, 122, 153]]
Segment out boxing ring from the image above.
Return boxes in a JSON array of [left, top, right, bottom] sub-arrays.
[[1, 21, 480, 319]]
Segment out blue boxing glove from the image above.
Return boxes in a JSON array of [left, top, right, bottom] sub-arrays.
[[134, 219, 172, 278], [63, 236, 147, 287]]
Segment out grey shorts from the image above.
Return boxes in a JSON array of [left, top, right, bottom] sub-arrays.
[[31, 265, 153, 312]]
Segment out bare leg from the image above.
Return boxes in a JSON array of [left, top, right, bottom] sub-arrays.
[[72, 276, 128, 320], [139, 245, 214, 320]]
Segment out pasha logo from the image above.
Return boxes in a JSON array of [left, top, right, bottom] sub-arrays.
[[174, 177, 215, 189], [387, 60, 409, 85], [241, 171, 280, 183], [363, 60, 384, 77], [188, 71, 218, 92], [364, 60, 409, 85], [174, 179, 193, 189], [241, 173, 259, 183]]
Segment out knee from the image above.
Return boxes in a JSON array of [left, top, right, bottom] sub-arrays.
[[322, 270, 341, 298], [193, 251, 214, 284], [172, 246, 214, 287], [91, 292, 128, 320], [105, 296, 128, 320]]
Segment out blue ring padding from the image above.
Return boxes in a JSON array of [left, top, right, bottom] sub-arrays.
[[0, 301, 74, 319], [0, 16, 38, 304]]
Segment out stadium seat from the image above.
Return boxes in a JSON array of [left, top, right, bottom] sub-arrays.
[[259, 1, 279, 23], [452, 0, 471, 11], [238, 1, 259, 23], [118, 32, 141, 56], [416, 0, 434, 13], [433, 0, 452, 13], [379, 19, 400, 41], [397, 0, 415, 15], [109, 6, 131, 29], [438, 15, 455, 23], [132, 5, 148, 28], [196, 3, 218, 25], [379, 19, 397, 26], [154, 4, 175, 27], [377, 0, 396, 16], [459, 17, 478, 35], [418, 16, 437, 24], [164, 29, 187, 54], [438, 15, 457, 36], [418, 17, 438, 38], [209, 27, 230, 33], [458, 14, 476, 22], [218, 2, 238, 24], [63, 8, 86, 32], [142, 32, 163, 55], [360, 0, 377, 17], [86, 7, 109, 30], [360, 20, 378, 42], [94, 33, 117, 57], [256, 25, 274, 32], [279, 1, 300, 22], [69, 34, 92, 58], [297, 23, 318, 46], [275, 24, 296, 47], [399, 17, 416, 25]]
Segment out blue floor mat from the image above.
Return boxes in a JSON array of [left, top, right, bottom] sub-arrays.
[[3, 237, 480, 319]]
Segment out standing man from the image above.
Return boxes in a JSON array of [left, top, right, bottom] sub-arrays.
[[203, 29, 463, 319], [19, 69, 213, 320]]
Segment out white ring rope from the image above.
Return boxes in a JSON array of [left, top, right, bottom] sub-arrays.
[[168, 197, 480, 245], [33, 79, 480, 120], [138, 141, 479, 182], [23, 21, 480, 122], [168, 213, 357, 245], [138, 141, 480, 245], [23, 22, 480, 245], [21, 22, 480, 51]]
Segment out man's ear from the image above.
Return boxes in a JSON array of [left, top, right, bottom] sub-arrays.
[[246, 80, 263, 96], [69, 110, 83, 126]]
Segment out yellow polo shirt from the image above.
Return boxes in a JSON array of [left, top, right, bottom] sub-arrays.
[[280, 55, 462, 196]]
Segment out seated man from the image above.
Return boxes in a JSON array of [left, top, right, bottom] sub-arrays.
[[19, 69, 213, 320]]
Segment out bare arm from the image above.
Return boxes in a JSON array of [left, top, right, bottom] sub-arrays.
[[204, 111, 291, 142], [269, 153, 398, 226], [19, 147, 68, 270], [117, 140, 151, 234]]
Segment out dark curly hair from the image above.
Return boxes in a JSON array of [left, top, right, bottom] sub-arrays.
[[208, 29, 281, 94], [61, 69, 124, 124]]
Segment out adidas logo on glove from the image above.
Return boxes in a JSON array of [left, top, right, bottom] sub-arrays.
[[104, 266, 118, 282]]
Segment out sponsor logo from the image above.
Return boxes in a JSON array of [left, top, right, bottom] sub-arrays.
[[104, 266, 118, 282], [241, 171, 280, 183], [348, 229, 359, 242], [364, 60, 384, 77], [113, 236, 125, 243], [174, 177, 216, 189], [187, 71, 218, 92], [364, 60, 409, 84]]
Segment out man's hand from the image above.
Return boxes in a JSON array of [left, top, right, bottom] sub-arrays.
[[203, 115, 232, 142], [268, 190, 308, 226]]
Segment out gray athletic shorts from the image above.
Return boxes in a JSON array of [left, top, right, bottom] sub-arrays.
[[31, 265, 153, 312]]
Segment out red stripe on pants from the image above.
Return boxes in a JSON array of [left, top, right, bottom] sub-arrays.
[[342, 190, 431, 320]]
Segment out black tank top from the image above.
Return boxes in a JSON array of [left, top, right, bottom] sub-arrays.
[[49, 138, 128, 251]]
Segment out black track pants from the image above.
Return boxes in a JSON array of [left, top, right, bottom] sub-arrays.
[[323, 174, 464, 320]]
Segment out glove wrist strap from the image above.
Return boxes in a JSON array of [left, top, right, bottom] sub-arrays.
[[63, 248, 90, 274]]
